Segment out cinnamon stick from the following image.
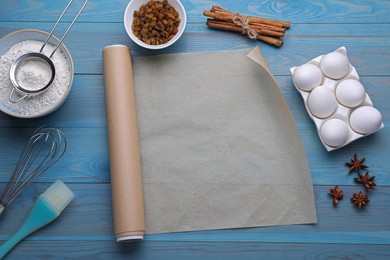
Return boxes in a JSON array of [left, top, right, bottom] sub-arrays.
[[208, 7, 291, 29], [207, 19, 284, 38], [251, 24, 286, 33], [206, 19, 283, 47], [257, 35, 283, 47], [213, 5, 291, 29]]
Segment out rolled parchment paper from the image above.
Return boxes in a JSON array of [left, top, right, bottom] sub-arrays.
[[102, 45, 145, 242]]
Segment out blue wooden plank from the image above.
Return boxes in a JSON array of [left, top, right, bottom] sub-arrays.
[[3, 240, 390, 260], [1, 23, 389, 76], [2, 21, 390, 37], [2, 241, 390, 260], [0, 75, 388, 129], [0, 126, 388, 185], [0, 184, 389, 244], [1, 0, 390, 23]]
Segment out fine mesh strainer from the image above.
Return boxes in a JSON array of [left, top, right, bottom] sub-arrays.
[[9, 0, 88, 103]]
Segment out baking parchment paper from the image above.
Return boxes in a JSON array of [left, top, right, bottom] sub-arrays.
[[132, 47, 317, 233]]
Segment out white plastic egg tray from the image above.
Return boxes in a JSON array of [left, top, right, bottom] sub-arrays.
[[290, 47, 384, 151]]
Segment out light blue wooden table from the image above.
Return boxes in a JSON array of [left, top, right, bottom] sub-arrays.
[[0, 0, 389, 259]]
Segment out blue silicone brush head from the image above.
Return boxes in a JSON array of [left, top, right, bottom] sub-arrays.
[[0, 180, 75, 259], [41, 180, 75, 214]]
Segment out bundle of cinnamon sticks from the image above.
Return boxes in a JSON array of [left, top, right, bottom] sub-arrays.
[[203, 6, 290, 47]]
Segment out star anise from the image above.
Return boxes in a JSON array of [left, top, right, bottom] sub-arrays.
[[354, 171, 376, 192], [328, 186, 344, 207], [351, 191, 369, 209], [345, 153, 368, 174]]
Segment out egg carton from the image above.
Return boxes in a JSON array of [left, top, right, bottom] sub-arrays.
[[290, 47, 384, 151]]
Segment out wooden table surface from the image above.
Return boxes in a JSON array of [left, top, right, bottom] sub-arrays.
[[0, 0, 389, 259]]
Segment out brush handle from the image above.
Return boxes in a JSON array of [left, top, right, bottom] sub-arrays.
[[0, 197, 58, 259]]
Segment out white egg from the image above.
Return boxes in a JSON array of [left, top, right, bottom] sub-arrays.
[[292, 64, 322, 91], [350, 106, 383, 134], [307, 86, 337, 118], [320, 119, 350, 147], [335, 79, 366, 107], [320, 52, 350, 79]]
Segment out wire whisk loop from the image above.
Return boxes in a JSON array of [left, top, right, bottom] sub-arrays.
[[0, 126, 67, 217]]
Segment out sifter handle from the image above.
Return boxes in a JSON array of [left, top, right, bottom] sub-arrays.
[[39, 0, 89, 58], [9, 88, 27, 103]]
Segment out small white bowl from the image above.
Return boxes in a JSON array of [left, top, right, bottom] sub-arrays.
[[0, 29, 74, 118], [124, 0, 186, 50]]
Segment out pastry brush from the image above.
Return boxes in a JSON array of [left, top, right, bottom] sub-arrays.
[[0, 180, 75, 259]]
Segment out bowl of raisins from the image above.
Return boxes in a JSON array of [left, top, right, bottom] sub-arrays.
[[124, 0, 186, 49]]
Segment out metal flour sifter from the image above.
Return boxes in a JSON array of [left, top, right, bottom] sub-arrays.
[[9, 0, 88, 103]]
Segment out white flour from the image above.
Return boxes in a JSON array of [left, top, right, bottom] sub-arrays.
[[0, 40, 71, 116], [16, 58, 52, 91]]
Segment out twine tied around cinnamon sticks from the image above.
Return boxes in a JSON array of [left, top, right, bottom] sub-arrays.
[[204, 6, 290, 47], [232, 14, 257, 39]]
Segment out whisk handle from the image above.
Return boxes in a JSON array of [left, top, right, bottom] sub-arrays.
[[0, 205, 5, 217], [0, 197, 58, 259]]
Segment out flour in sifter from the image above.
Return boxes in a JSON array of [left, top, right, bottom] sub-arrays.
[[0, 40, 71, 116], [15, 58, 53, 91]]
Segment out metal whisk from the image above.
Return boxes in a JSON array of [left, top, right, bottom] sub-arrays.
[[0, 126, 67, 217]]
